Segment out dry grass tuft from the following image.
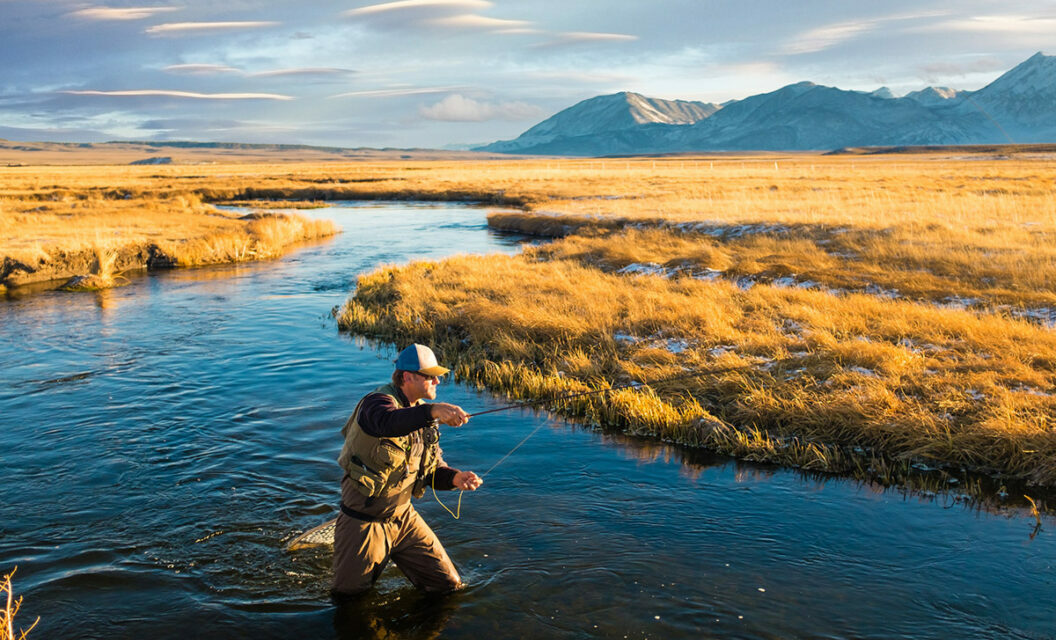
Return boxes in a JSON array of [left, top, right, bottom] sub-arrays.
[[1, 568, 38, 640]]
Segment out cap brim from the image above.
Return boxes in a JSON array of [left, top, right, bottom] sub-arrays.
[[418, 365, 449, 377]]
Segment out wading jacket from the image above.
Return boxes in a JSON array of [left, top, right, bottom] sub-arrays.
[[338, 383, 457, 519]]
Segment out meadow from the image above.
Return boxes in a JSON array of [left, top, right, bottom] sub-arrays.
[[3, 153, 1054, 497]]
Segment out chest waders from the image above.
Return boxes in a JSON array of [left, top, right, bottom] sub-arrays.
[[331, 384, 461, 598], [337, 383, 441, 510]]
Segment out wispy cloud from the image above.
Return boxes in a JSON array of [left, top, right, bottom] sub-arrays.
[[250, 67, 354, 78], [424, 14, 530, 30], [783, 10, 951, 55], [341, 0, 532, 32], [419, 94, 543, 121], [343, 0, 491, 17], [163, 63, 241, 75], [918, 14, 1056, 34], [330, 86, 460, 98], [534, 31, 638, 48], [160, 65, 352, 78], [68, 6, 181, 21], [61, 89, 294, 100], [783, 21, 872, 55], [146, 21, 279, 35]]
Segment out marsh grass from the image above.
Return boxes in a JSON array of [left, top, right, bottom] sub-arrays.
[[1, 568, 37, 640], [337, 248, 1056, 489], [1, 169, 339, 288]]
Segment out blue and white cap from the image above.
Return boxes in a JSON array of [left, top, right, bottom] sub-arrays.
[[394, 344, 450, 377]]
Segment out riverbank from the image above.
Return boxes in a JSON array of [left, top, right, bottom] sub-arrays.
[[326, 153, 1055, 494], [1, 166, 340, 291], [5, 157, 1055, 493]]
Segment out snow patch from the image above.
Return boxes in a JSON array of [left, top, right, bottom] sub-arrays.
[[617, 262, 673, 277]]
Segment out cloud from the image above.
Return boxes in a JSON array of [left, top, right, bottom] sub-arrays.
[[138, 117, 248, 130], [61, 90, 294, 100], [424, 14, 531, 30], [783, 10, 953, 55], [249, 67, 354, 78], [163, 63, 241, 75], [782, 20, 873, 55], [68, 6, 181, 21], [330, 87, 460, 98], [146, 21, 279, 35], [533, 31, 638, 48], [160, 65, 352, 79], [917, 56, 1008, 82], [343, 0, 492, 18], [341, 0, 531, 32], [920, 14, 1056, 34], [419, 94, 544, 121]]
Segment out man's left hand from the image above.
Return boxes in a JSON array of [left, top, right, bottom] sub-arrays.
[[453, 471, 482, 491]]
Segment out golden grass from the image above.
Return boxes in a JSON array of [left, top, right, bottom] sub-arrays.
[[4, 153, 1056, 494], [0, 169, 339, 288], [9, 153, 1050, 301], [1, 568, 37, 640], [336, 248, 1056, 487]]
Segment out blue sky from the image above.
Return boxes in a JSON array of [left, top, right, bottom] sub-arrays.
[[0, 0, 1052, 147]]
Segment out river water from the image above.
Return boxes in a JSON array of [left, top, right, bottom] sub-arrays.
[[1, 202, 1053, 639]]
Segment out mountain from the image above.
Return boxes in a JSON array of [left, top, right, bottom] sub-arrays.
[[962, 52, 1056, 141], [478, 52, 1056, 155], [481, 92, 720, 154], [904, 86, 961, 106]]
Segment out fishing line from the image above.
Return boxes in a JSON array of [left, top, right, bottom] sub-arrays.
[[431, 363, 758, 519]]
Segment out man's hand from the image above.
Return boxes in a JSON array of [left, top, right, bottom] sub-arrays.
[[430, 402, 470, 427], [453, 470, 482, 491]]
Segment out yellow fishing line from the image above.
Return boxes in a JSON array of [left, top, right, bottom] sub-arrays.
[[432, 472, 463, 519]]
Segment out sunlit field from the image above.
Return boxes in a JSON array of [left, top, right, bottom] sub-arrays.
[[4, 154, 1054, 496], [319, 152, 1054, 493]]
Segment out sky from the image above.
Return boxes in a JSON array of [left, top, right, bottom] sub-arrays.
[[0, 0, 1053, 148]]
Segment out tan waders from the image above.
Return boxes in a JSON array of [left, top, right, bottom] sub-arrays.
[[331, 497, 461, 596], [331, 383, 462, 601]]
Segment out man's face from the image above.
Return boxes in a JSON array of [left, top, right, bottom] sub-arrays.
[[404, 371, 439, 402]]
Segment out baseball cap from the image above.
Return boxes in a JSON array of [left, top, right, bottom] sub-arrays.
[[394, 344, 450, 377]]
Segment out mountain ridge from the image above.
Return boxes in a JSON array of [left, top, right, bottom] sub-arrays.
[[478, 52, 1056, 155]]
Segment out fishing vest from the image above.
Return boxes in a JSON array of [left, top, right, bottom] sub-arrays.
[[338, 383, 440, 501]]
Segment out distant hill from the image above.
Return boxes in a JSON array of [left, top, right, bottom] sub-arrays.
[[478, 52, 1056, 155], [0, 139, 510, 165], [482, 92, 720, 154]]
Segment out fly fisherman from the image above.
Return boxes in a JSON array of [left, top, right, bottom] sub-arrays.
[[331, 343, 483, 602]]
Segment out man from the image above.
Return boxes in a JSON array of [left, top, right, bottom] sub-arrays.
[[331, 343, 482, 602]]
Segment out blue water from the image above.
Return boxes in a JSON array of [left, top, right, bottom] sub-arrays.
[[1, 202, 1053, 639]]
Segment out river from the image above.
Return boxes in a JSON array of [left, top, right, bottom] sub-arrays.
[[1, 202, 1053, 639]]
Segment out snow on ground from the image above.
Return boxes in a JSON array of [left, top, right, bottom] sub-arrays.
[[617, 262, 674, 277]]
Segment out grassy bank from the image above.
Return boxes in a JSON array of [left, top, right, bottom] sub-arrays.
[[337, 251, 1056, 489], [5, 154, 1054, 498], [322, 152, 1055, 496], [1, 168, 339, 290], [6, 155, 1053, 300]]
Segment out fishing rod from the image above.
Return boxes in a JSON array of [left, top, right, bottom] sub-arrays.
[[466, 362, 760, 418], [288, 360, 776, 544]]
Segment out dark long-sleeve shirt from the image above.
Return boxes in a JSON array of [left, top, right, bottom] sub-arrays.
[[357, 389, 458, 490], [359, 390, 435, 438]]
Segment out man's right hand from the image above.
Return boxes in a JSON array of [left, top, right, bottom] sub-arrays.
[[430, 403, 470, 427]]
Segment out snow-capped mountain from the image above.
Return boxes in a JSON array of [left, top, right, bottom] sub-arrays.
[[964, 52, 1056, 141], [904, 86, 961, 106], [481, 92, 719, 154], [478, 52, 1056, 155]]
